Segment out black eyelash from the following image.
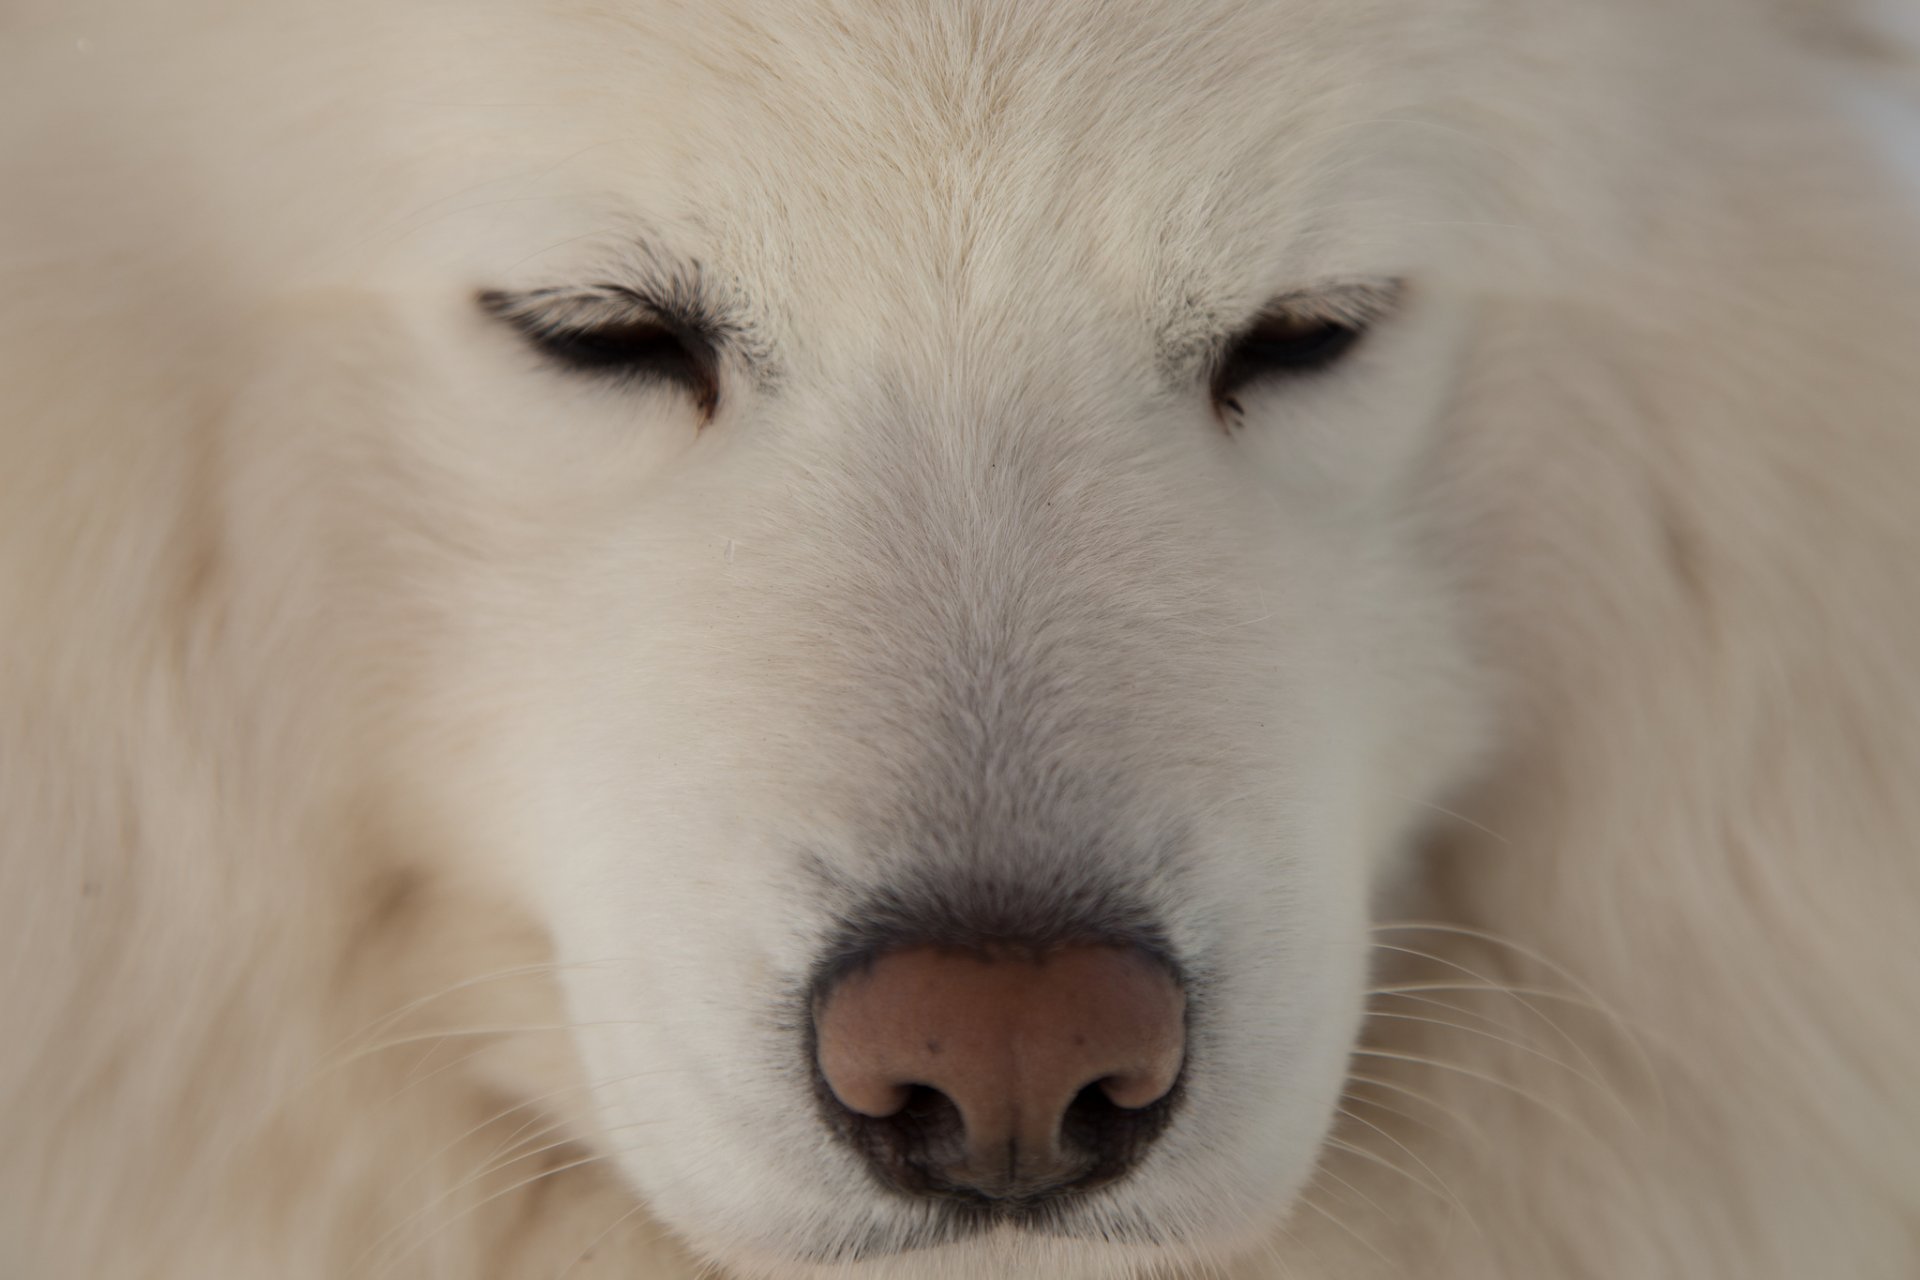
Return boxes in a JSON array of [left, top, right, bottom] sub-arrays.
[[479, 287, 721, 414]]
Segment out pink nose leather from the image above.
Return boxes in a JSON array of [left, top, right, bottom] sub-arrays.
[[814, 945, 1185, 1194]]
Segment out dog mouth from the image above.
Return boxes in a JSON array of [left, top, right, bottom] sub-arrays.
[[783, 1193, 1182, 1264]]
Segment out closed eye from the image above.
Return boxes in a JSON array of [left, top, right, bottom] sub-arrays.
[[1211, 281, 1401, 412], [480, 286, 721, 414]]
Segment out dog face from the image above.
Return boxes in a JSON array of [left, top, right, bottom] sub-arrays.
[[192, 1, 1517, 1273]]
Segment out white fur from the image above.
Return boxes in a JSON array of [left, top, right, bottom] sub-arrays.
[[4, 1, 1918, 1277]]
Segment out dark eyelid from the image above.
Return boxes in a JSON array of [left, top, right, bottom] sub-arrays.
[[479, 286, 722, 413], [1209, 281, 1401, 405]]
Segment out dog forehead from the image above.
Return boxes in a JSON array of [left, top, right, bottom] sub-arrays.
[[468, 0, 1451, 345], [596, 0, 1400, 149], [685, 7, 1414, 243]]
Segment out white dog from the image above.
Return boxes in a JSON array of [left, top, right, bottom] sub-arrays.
[[3, 1, 1917, 1277]]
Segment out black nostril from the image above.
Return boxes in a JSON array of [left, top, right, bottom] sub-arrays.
[[819, 1077, 1182, 1205], [893, 1083, 965, 1153], [825, 1084, 973, 1199], [1058, 1080, 1179, 1191]]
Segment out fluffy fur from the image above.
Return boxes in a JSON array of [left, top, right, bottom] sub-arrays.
[[3, 0, 1918, 1276]]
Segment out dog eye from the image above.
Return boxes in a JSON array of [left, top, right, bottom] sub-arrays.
[[1210, 282, 1400, 410], [1216, 316, 1364, 386], [479, 288, 720, 413]]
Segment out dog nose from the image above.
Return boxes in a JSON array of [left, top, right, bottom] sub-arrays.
[[813, 944, 1185, 1202]]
